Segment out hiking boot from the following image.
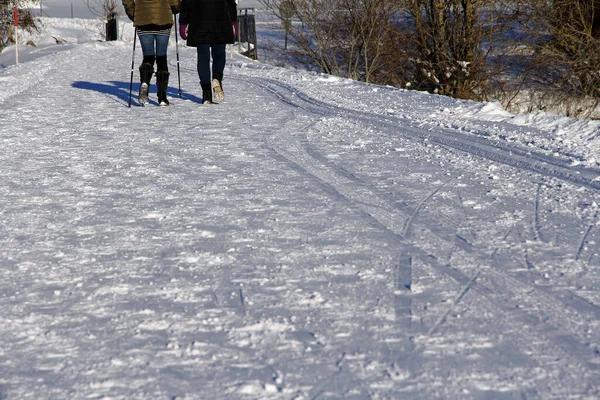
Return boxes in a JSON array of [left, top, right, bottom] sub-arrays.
[[138, 62, 154, 106], [211, 79, 224, 103], [202, 84, 212, 104], [156, 71, 170, 106]]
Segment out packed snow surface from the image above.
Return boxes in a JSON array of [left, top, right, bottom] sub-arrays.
[[1, 17, 600, 400]]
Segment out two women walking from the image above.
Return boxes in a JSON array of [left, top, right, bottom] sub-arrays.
[[123, 0, 237, 106]]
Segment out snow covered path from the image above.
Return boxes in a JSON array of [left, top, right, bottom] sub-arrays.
[[1, 34, 600, 399]]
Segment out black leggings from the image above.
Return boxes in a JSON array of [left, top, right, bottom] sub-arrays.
[[196, 44, 226, 86], [142, 55, 168, 72]]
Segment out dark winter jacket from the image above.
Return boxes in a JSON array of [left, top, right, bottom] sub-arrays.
[[179, 0, 237, 46], [122, 0, 180, 27]]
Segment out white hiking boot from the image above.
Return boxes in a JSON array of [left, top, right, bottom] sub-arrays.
[[212, 78, 224, 103], [138, 82, 149, 106], [138, 62, 153, 107]]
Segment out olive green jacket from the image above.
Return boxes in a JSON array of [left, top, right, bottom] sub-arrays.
[[123, 0, 180, 27]]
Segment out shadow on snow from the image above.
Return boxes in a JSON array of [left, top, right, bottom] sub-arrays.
[[72, 80, 203, 106]]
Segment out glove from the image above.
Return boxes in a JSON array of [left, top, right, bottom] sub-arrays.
[[179, 24, 187, 40], [232, 22, 237, 39]]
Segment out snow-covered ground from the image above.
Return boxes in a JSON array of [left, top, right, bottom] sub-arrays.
[[1, 17, 599, 400]]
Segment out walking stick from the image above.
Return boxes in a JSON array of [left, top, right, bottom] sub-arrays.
[[128, 27, 138, 108], [173, 14, 182, 98]]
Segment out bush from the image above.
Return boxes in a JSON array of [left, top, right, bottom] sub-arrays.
[[0, 0, 40, 53], [260, 0, 406, 85], [510, 0, 600, 117], [255, 0, 600, 116]]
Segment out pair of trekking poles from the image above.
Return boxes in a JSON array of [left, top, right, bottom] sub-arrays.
[[127, 15, 182, 108]]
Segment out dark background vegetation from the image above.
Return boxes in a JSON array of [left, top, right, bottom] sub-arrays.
[[261, 0, 600, 118]]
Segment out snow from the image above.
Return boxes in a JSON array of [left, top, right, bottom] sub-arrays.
[[1, 17, 600, 400]]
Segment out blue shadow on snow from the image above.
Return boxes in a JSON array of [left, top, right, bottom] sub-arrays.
[[72, 80, 203, 106]]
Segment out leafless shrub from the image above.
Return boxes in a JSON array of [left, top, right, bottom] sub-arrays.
[[86, 0, 118, 19], [279, 0, 294, 49], [510, 0, 600, 117], [261, 0, 600, 116], [260, 0, 405, 85], [84, 0, 118, 40], [397, 0, 524, 100], [261, 0, 527, 101], [0, 0, 40, 52]]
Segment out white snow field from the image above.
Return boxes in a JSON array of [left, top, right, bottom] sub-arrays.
[[1, 17, 600, 400]]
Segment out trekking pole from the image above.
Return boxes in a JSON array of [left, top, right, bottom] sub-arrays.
[[128, 27, 138, 108], [173, 14, 182, 98]]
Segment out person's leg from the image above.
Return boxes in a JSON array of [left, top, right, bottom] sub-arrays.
[[196, 44, 212, 86], [138, 33, 156, 68], [138, 32, 155, 58], [154, 33, 171, 105], [137, 33, 156, 105], [197, 45, 212, 103], [211, 44, 227, 102], [211, 44, 226, 80], [155, 34, 170, 72]]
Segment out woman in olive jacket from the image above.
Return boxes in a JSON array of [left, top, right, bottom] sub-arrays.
[[179, 0, 237, 104], [122, 0, 180, 106]]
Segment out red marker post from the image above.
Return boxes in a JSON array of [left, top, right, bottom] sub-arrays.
[[13, 7, 19, 64]]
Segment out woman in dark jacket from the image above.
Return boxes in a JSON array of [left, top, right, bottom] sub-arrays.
[[122, 0, 180, 106], [178, 0, 237, 104]]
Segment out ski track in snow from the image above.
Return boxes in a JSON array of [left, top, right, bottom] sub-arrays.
[[1, 30, 600, 400], [240, 73, 600, 340], [234, 71, 600, 389]]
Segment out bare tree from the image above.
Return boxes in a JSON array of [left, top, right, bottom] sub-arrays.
[[85, 0, 118, 19], [83, 0, 118, 40], [398, 0, 519, 100], [512, 0, 600, 116], [262, 0, 600, 113], [339, 0, 399, 83], [279, 0, 294, 49], [548, 0, 600, 98], [261, 0, 523, 100], [260, 0, 405, 84]]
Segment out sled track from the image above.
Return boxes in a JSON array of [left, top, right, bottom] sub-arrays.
[[233, 74, 600, 393]]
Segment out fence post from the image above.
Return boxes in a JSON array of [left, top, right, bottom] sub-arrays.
[[13, 7, 18, 64]]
